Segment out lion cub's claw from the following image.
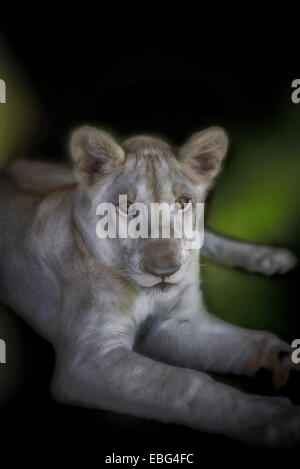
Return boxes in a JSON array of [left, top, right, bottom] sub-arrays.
[[245, 335, 297, 392]]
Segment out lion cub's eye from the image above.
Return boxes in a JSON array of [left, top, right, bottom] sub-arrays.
[[176, 196, 192, 212], [116, 200, 135, 217]]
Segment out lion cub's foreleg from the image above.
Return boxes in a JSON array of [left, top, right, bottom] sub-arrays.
[[51, 303, 300, 449], [202, 230, 297, 275]]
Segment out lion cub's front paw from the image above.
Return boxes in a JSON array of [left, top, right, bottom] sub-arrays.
[[250, 247, 297, 276], [237, 395, 300, 448], [244, 334, 296, 391]]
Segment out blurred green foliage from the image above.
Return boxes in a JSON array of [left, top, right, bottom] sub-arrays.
[[203, 103, 300, 338], [0, 43, 38, 166]]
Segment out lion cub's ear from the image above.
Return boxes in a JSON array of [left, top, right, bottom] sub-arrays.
[[179, 127, 228, 185], [70, 126, 125, 186]]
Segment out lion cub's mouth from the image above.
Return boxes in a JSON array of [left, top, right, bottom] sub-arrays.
[[155, 281, 175, 292]]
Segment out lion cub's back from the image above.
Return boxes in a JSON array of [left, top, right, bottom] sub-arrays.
[[2, 159, 76, 195], [1, 159, 76, 196]]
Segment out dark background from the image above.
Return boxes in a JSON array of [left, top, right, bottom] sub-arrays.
[[0, 31, 300, 463]]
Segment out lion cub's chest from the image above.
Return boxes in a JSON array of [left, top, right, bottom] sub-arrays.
[[126, 289, 182, 329]]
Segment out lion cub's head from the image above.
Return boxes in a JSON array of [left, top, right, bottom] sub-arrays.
[[70, 126, 228, 291]]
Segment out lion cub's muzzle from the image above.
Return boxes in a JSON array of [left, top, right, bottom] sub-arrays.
[[142, 239, 181, 279]]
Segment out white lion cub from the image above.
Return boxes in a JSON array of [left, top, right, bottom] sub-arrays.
[[0, 126, 299, 448]]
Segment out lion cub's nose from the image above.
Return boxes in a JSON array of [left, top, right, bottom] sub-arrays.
[[143, 240, 180, 278]]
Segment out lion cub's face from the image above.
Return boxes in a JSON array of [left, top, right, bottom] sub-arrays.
[[71, 126, 228, 290]]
